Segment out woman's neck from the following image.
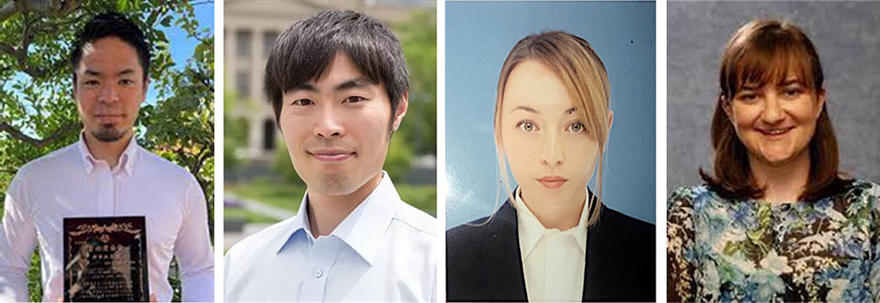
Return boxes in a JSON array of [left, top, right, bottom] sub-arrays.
[[519, 188, 586, 230], [749, 149, 811, 203]]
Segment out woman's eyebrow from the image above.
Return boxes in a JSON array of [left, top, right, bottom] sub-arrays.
[[510, 105, 538, 114], [565, 107, 576, 115]]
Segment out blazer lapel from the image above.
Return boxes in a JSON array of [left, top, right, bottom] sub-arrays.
[[583, 201, 604, 301], [482, 201, 528, 301]]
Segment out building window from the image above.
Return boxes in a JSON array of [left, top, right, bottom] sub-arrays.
[[263, 31, 279, 57], [235, 71, 250, 98], [236, 29, 252, 58], [263, 119, 276, 151]]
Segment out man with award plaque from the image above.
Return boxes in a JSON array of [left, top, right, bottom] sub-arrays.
[[0, 12, 213, 302]]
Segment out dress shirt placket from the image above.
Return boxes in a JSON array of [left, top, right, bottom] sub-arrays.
[[300, 236, 342, 301], [94, 163, 115, 216]]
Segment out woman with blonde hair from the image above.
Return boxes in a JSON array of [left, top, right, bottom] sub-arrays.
[[668, 19, 880, 302], [446, 31, 654, 302]]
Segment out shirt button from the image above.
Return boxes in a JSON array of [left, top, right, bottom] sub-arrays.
[[313, 268, 323, 278]]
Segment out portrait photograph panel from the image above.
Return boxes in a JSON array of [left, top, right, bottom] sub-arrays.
[[667, 2, 880, 302], [445, 1, 656, 302]]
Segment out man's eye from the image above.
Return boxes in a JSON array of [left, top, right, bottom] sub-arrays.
[[83, 80, 100, 87], [344, 96, 366, 103], [290, 99, 313, 106], [120, 79, 135, 86]]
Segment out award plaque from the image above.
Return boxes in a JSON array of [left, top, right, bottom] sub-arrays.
[[63, 216, 149, 302]]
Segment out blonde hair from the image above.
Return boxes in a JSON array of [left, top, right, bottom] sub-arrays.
[[491, 31, 611, 227]]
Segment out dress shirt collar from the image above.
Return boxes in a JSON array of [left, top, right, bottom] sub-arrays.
[[277, 172, 400, 266], [76, 132, 138, 175], [513, 187, 590, 258]]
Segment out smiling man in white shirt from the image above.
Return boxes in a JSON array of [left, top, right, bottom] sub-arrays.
[[223, 10, 437, 302], [0, 12, 214, 302]]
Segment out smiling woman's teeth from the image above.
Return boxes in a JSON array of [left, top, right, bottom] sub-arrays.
[[765, 129, 787, 135]]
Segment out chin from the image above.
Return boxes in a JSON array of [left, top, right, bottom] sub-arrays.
[[313, 173, 359, 195]]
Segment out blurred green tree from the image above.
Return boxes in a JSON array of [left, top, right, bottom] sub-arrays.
[[394, 9, 436, 156], [0, 0, 213, 301]]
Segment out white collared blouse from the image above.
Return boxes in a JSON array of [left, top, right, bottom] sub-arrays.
[[513, 188, 590, 302]]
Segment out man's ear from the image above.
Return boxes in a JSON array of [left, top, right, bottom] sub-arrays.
[[140, 78, 150, 105], [391, 92, 408, 132], [72, 75, 78, 97]]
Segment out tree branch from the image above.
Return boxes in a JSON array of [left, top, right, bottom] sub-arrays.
[[0, 121, 82, 147]]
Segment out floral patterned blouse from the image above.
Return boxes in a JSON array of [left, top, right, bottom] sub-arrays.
[[667, 180, 880, 302]]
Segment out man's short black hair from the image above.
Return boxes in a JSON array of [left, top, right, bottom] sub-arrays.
[[70, 12, 151, 83], [264, 9, 409, 124]]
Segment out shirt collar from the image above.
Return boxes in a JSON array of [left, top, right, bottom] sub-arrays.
[[513, 187, 591, 258], [277, 172, 400, 266], [77, 132, 138, 175]]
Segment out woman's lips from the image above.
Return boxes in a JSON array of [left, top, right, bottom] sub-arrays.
[[758, 126, 794, 139], [536, 176, 568, 189]]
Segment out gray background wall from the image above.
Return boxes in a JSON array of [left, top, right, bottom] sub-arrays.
[[667, 1, 880, 195]]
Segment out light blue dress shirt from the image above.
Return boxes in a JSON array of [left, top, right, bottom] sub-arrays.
[[224, 174, 437, 302]]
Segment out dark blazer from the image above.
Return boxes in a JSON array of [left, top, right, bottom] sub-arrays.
[[446, 199, 655, 302]]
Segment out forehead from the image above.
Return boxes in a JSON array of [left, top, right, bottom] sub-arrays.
[[312, 52, 370, 87], [502, 60, 574, 113], [76, 36, 143, 74], [731, 45, 814, 90]]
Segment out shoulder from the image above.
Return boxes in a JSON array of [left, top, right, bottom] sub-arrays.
[[839, 179, 880, 210], [845, 179, 880, 197], [667, 185, 711, 209], [225, 217, 295, 265], [597, 206, 654, 236], [15, 143, 80, 180], [446, 202, 515, 251], [9, 143, 80, 197], [135, 146, 197, 183], [391, 199, 437, 238]]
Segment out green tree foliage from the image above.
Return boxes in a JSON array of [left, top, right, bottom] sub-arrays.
[[0, 0, 213, 301], [394, 9, 436, 156]]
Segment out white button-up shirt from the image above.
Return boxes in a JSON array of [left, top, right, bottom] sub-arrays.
[[513, 188, 590, 302], [224, 173, 437, 302], [0, 135, 214, 302]]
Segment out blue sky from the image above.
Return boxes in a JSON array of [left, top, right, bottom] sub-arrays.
[[145, 2, 215, 104]]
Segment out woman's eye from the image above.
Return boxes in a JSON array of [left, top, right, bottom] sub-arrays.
[[784, 88, 802, 97], [568, 122, 585, 133], [738, 93, 757, 101], [344, 96, 366, 103], [517, 121, 536, 132], [290, 99, 313, 106]]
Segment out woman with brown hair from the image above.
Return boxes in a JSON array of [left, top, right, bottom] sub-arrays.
[[446, 31, 654, 302], [668, 19, 880, 302]]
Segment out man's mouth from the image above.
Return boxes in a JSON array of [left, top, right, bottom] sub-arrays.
[[308, 149, 355, 162], [95, 114, 124, 124]]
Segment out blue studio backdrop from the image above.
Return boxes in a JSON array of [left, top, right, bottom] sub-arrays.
[[445, 1, 656, 227]]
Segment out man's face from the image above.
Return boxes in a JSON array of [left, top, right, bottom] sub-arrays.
[[279, 52, 407, 197], [73, 36, 147, 143]]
